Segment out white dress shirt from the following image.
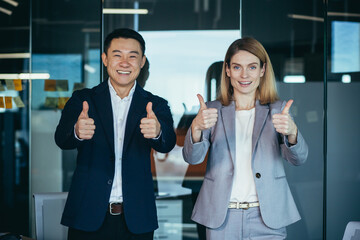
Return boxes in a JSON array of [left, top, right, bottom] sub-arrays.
[[108, 81, 136, 203], [230, 108, 259, 202]]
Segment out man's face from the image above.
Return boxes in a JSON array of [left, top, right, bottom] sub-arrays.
[[102, 37, 146, 91]]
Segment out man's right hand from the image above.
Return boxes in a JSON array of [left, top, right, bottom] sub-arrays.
[[75, 101, 96, 140], [191, 94, 218, 143]]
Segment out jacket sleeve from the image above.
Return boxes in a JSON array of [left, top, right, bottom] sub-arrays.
[[54, 91, 85, 150], [182, 125, 211, 165]]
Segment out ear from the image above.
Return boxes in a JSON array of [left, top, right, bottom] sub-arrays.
[[225, 63, 231, 77], [101, 52, 108, 67], [260, 63, 266, 77], [141, 55, 146, 68]]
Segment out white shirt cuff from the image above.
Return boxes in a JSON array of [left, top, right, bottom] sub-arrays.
[[152, 130, 162, 140], [74, 124, 84, 141]]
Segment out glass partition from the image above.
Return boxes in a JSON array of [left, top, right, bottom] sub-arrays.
[[29, 0, 101, 237], [0, 0, 30, 235], [326, 0, 360, 239], [243, 0, 325, 239]]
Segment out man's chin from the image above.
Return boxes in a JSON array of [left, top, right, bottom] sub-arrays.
[[110, 78, 136, 87]]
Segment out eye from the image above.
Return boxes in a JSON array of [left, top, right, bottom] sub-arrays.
[[249, 66, 257, 70], [233, 65, 240, 70]]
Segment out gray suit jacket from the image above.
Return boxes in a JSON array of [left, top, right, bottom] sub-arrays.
[[182, 100, 308, 229]]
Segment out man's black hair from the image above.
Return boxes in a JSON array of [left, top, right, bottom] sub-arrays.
[[103, 28, 146, 55]]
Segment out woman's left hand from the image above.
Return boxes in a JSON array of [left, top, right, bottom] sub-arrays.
[[272, 99, 298, 145]]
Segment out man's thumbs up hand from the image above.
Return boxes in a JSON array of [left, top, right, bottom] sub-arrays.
[[140, 102, 161, 139], [191, 94, 218, 143], [272, 99, 298, 144], [75, 101, 96, 140]]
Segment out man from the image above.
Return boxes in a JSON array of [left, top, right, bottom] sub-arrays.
[[55, 28, 176, 240]]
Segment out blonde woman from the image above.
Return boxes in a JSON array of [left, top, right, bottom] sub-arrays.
[[183, 37, 308, 239]]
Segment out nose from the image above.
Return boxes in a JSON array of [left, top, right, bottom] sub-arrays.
[[119, 56, 130, 67], [240, 69, 248, 78]]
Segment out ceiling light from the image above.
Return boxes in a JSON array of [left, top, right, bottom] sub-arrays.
[[84, 64, 96, 74], [0, 53, 30, 59], [341, 74, 351, 83], [0, 73, 50, 79], [0, 7, 12, 15], [81, 28, 100, 33], [2, 0, 18, 7], [103, 8, 148, 15], [283, 75, 306, 83], [288, 12, 360, 23], [328, 12, 360, 18], [288, 14, 323, 22]]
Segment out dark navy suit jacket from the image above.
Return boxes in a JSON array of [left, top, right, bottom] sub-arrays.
[[55, 80, 176, 234]]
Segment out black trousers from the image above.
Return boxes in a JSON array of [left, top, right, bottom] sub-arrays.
[[68, 212, 154, 240]]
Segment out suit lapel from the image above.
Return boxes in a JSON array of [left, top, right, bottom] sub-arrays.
[[252, 100, 269, 155], [123, 84, 148, 153], [92, 81, 115, 154], [221, 101, 236, 164]]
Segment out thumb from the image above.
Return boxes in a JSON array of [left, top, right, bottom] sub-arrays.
[[282, 99, 293, 114], [79, 101, 89, 119], [197, 94, 207, 110], [146, 102, 155, 118]]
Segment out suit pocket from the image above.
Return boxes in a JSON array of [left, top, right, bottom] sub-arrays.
[[274, 166, 286, 179]]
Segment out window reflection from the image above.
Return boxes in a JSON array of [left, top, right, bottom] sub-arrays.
[[31, 54, 82, 110], [331, 21, 360, 73], [141, 30, 239, 125]]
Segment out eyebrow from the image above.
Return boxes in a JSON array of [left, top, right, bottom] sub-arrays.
[[111, 50, 140, 55], [231, 62, 259, 66]]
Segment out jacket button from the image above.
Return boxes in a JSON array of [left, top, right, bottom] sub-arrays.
[[256, 173, 261, 178], [107, 179, 112, 185]]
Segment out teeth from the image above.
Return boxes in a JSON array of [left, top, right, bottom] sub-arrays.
[[117, 70, 131, 74], [240, 81, 251, 85]]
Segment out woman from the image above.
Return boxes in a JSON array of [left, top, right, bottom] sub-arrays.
[[182, 37, 308, 239]]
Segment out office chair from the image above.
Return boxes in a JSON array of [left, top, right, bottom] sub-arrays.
[[342, 221, 360, 240], [33, 192, 68, 240]]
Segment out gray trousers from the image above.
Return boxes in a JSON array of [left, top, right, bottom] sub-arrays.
[[206, 207, 287, 240]]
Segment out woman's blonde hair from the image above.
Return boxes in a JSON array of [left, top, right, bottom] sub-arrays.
[[217, 37, 279, 105]]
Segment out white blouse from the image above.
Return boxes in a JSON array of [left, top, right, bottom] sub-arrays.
[[230, 108, 258, 203]]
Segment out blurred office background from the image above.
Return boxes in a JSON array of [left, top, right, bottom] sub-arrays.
[[0, 0, 359, 239]]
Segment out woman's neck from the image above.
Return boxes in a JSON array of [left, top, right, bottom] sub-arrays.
[[234, 93, 256, 111]]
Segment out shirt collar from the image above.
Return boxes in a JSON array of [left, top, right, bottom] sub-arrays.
[[108, 79, 136, 102]]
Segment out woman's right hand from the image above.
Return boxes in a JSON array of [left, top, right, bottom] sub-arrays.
[[191, 94, 218, 143]]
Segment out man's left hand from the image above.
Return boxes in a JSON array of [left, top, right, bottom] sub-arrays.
[[140, 102, 161, 139]]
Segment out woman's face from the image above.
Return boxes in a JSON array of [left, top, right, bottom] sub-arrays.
[[226, 50, 265, 99]]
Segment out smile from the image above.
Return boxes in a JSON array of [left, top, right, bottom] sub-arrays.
[[117, 70, 131, 74], [239, 81, 252, 85]]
